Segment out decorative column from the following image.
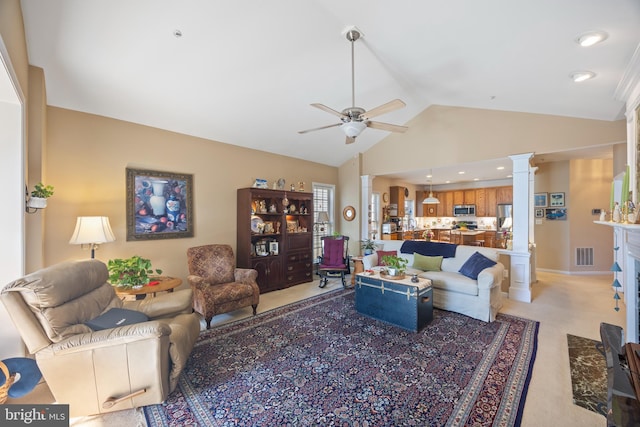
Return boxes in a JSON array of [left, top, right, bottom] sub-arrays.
[[361, 175, 375, 243], [529, 166, 538, 283], [508, 153, 534, 302]]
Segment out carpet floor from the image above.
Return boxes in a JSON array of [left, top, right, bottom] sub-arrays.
[[566, 334, 607, 417], [144, 289, 539, 426]]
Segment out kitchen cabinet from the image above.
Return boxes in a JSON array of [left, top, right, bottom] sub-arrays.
[[453, 190, 464, 205], [496, 186, 513, 204], [464, 190, 476, 205], [475, 189, 486, 217], [390, 186, 406, 217], [485, 187, 497, 217], [484, 232, 496, 248], [237, 187, 313, 293], [439, 191, 453, 217]]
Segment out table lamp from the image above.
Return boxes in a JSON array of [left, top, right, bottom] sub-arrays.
[[69, 216, 116, 258]]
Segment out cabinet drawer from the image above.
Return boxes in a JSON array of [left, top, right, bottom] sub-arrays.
[[287, 233, 312, 251], [286, 260, 312, 272], [286, 251, 312, 263], [286, 270, 313, 284]]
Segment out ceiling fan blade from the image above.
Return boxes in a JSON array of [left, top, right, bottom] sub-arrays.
[[298, 122, 342, 134], [310, 103, 347, 119], [345, 136, 356, 144], [367, 121, 408, 133], [361, 99, 406, 120]]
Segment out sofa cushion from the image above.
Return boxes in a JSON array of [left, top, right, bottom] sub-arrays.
[[419, 271, 479, 296], [412, 253, 443, 271], [400, 241, 457, 258], [459, 251, 497, 280], [376, 250, 398, 266]]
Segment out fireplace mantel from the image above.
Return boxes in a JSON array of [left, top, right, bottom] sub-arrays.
[[595, 221, 640, 343]]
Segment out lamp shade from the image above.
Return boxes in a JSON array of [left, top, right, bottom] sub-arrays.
[[317, 211, 330, 223], [422, 192, 440, 204], [69, 216, 116, 245]]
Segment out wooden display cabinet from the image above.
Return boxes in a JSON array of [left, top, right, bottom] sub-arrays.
[[237, 188, 313, 293]]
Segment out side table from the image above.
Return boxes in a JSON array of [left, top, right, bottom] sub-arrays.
[[115, 276, 182, 299], [351, 256, 364, 286]]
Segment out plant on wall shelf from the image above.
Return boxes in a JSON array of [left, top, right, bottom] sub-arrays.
[[30, 182, 55, 199], [107, 255, 163, 289], [361, 239, 377, 255]]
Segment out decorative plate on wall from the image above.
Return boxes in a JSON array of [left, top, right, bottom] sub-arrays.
[[343, 206, 356, 221], [383, 193, 389, 203]]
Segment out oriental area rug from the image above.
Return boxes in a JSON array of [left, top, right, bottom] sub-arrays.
[[145, 289, 539, 427]]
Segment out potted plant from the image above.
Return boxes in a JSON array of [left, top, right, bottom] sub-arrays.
[[107, 255, 163, 289], [457, 221, 468, 230], [361, 239, 376, 255], [381, 254, 408, 277], [28, 182, 55, 209]]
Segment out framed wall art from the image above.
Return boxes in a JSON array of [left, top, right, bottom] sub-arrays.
[[535, 209, 544, 218], [545, 208, 567, 220], [549, 192, 565, 207], [534, 193, 548, 208], [126, 168, 194, 241]]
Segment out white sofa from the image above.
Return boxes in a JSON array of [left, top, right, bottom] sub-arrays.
[[362, 240, 504, 322]]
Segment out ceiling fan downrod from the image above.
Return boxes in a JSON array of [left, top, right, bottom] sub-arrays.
[[346, 30, 361, 109]]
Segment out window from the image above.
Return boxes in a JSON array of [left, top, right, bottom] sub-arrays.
[[313, 183, 335, 260]]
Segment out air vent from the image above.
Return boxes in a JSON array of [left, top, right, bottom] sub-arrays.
[[576, 247, 594, 266]]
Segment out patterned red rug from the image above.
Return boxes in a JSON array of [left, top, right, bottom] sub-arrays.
[[144, 289, 538, 426]]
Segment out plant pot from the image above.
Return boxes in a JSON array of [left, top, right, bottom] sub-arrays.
[[28, 197, 47, 209], [387, 267, 398, 276], [364, 249, 373, 255]]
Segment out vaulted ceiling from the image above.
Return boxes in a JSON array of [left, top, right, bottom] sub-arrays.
[[19, 0, 640, 183]]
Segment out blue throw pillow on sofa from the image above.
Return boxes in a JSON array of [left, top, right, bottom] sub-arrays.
[[85, 308, 149, 331], [459, 251, 497, 280]]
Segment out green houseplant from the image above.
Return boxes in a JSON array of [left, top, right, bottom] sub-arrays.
[[361, 239, 376, 255], [28, 182, 55, 209], [381, 254, 408, 276], [107, 255, 163, 289]]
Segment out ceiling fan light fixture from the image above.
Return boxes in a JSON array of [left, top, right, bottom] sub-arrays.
[[341, 121, 367, 138]]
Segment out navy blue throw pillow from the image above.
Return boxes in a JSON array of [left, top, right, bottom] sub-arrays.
[[459, 251, 497, 280], [85, 308, 149, 331]]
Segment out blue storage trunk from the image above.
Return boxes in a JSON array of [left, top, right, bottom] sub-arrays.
[[355, 273, 433, 332]]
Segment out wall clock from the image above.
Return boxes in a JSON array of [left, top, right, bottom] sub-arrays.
[[343, 206, 356, 221]]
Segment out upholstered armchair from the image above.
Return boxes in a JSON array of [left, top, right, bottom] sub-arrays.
[[187, 244, 260, 329], [1, 259, 200, 417]]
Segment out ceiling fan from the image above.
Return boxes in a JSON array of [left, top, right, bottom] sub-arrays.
[[299, 28, 408, 144]]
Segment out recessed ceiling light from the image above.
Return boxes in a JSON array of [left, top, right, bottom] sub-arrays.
[[496, 166, 504, 170], [426, 174, 432, 179], [473, 178, 480, 181], [458, 171, 465, 175], [507, 175, 513, 178], [570, 71, 596, 83], [575, 31, 608, 47], [445, 180, 451, 184]]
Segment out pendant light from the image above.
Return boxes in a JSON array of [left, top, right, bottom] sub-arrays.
[[422, 172, 440, 204]]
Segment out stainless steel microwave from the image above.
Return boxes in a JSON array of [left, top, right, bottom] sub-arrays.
[[453, 205, 476, 216]]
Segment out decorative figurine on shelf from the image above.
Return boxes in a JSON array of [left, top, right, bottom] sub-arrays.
[[259, 200, 267, 213], [599, 209, 606, 221], [613, 202, 621, 222], [300, 203, 307, 214], [299, 181, 305, 191], [269, 204, 277, 213], [290, 184, 295, 191]]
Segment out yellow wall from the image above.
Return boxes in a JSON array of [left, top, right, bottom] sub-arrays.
[[364, 105, 626, 176], [44, 107, 338, 282]]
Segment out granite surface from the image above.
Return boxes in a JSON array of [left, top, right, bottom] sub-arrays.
[[567, 334, 607, 416]]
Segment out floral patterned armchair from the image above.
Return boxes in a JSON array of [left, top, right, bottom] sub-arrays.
[[186, 244, 259, 329]]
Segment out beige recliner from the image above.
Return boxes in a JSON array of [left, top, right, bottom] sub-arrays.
[[1, 259, 200, 417]]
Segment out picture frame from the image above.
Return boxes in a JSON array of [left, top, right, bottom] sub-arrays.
[[545, 208, 567, 221], [269, 241, 279, 256], [286, 219, 299, 232], [534, 193, 548, 208], [549, 192, 565, 207], [535, 209, 544, 218], [126, 168, 194, 241]]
